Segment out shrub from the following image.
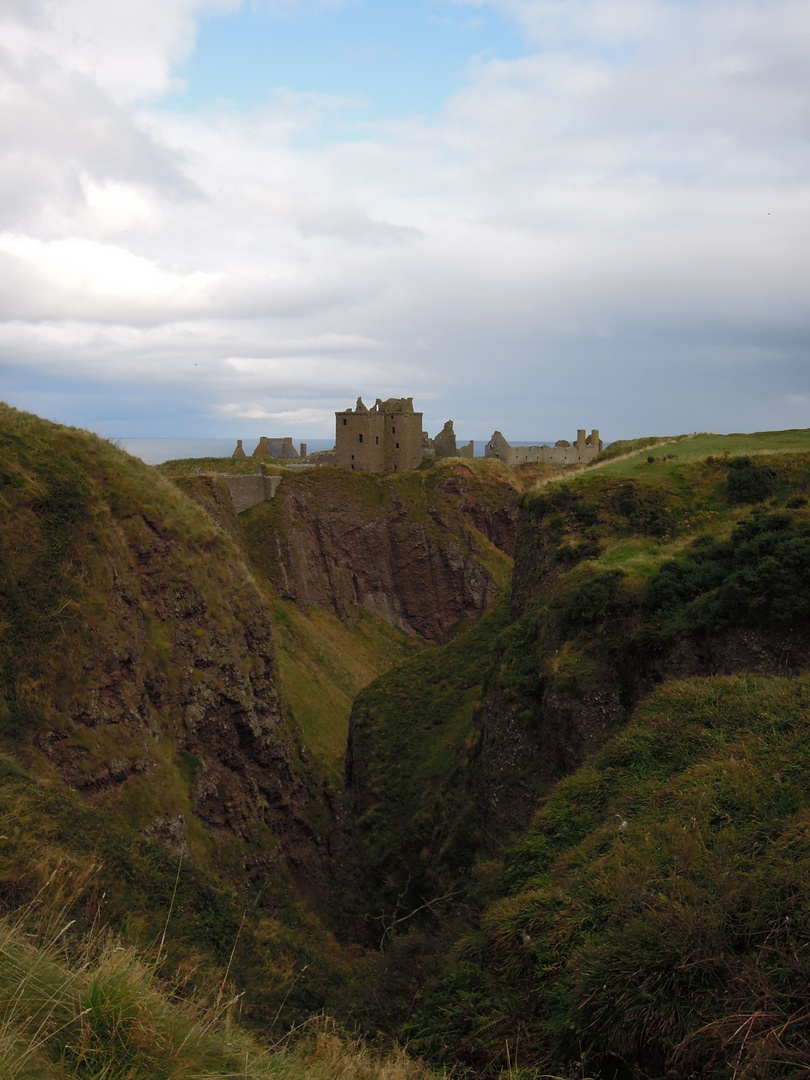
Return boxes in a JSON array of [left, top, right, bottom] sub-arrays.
[[726, 456, 776, 505], [645, 510, 810, 632], [556, 570, 627, 640]]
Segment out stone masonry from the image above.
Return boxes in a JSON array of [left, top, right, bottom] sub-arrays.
[[485, 429, 603, 466], [217, 473, 282, 513], [335, 397, 424, 472]]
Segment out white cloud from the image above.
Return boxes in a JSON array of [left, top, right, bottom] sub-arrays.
[[36, 0, 240, 104], [0, 234, 217, 320], [1, 0, 809, 439]]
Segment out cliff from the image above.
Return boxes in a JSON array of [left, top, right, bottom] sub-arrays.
[[350, 443, 810, 882], [0, 404, 357, 914], [238, 462, 519, 640]]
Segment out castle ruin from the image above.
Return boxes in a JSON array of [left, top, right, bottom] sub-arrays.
[[336, 397, 424, 472], [485, 429, 602, 466], [424, 419, 474, 460], [234, 402, 601, 474], [231, 437, 306, 460]]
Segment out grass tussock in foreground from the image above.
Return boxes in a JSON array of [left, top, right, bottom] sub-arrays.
[[0, 905, 440, 1080]]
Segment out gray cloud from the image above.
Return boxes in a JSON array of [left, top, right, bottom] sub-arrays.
[[1, 0, 809, 442]]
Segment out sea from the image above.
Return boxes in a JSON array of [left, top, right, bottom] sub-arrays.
[[115, 438, 521, 465], [117, 438, 334, 465]]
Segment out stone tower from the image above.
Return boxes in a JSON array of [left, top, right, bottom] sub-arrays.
[[335, 396, 424, 472]]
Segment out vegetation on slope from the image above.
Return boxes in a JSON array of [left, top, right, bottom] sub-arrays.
[[346, 599, 512, 933], [587, 428, 810, 478], [0, 896, 436, 1080], [0, 404, 365, 1028], [266, 593, 423, 785], [411, 674, 810, 1079], [350, 444, 810, 927], [6, 408, 810, 1078], [0, 748, 358, 1035], [238, 461, 517, 637], [346, 430, 810, 1075], [168, 456, 523, 783]]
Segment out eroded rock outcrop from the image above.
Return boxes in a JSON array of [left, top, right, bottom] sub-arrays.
[[241, 465, 519, 640]]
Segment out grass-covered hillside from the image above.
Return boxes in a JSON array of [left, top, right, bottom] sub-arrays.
[[5, 406, 810, 1079], [0, 404, 369, 1030], [0, 895, 437, 1080], [348, 429, 810, 1077], [413, 674, 810, 1079], [0, 403, 543, 1071]]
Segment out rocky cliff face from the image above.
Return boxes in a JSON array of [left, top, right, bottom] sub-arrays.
[[241, 464, 519, 640], [0, 407, 358, 911]]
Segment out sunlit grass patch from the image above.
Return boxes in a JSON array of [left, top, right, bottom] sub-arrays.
[[589, 429, 810, 482], [267, 594, 425, 783]]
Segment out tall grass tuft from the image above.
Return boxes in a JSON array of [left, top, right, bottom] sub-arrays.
[[0, 903, 443, 1080]]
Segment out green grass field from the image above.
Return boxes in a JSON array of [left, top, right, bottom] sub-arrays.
[[589, 429, 810, 482]]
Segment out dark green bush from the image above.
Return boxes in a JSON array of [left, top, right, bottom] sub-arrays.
[[726, 455, 776, 504], [645, 511, 810, 631], [556, 570, 627, 640]]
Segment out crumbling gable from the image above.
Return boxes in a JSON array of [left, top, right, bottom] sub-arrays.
[[423, 419, 474, 460]]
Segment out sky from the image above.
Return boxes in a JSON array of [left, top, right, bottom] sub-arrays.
[[1, 0, 809, 442]]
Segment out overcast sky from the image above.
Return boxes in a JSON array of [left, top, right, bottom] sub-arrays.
[[1, 0, 809, 442]]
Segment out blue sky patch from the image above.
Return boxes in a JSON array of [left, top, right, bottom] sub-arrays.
[[160, 0, 524, 119]]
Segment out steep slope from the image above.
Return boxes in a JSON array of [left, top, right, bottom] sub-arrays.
[[345, 599, 513, 934], [345, 431, 810, 1071], [351, 436, 810, 886], [239, 462, 518, 640], [170, 458, 523, 787], [0, 891, 438, 1080], [0, 404, 357, 913], [413, 674, 810, 1079]]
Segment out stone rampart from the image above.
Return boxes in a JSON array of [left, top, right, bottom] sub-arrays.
[[217, 474, 282, 513]]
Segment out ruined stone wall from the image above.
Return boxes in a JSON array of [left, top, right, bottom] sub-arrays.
[[336, 403, 385, 470], [433, 420, 457, 458], [383, 407, 422, 471], [218, 473, 282, 513], [486, 429, 603, 467]]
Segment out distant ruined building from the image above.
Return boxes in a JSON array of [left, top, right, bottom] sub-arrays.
[[231, 437, 307, 460], [485, 428, 602, 466], [424, 419, 474, 461], [336, 397, 425, 472], [234, 399, 601, 475]]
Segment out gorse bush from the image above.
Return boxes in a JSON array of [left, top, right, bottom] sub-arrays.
[[725, 455, 777, 504], [645, 509, 810, 632]]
